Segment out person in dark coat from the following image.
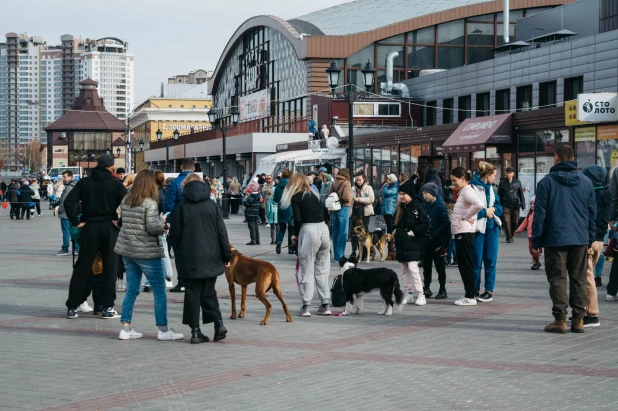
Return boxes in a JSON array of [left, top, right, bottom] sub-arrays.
[[243, 181, 262, 245], [169, 175, 232, 344], [497, 166, 525, 243], [421, 182, 451, 299], [19, 181, 35, 220], [273, 169, 295, 254], [0, 180, 6, 201], [7, 179, 21, 219], [531, 144, 596, 334], [394, 179, 430, 306]]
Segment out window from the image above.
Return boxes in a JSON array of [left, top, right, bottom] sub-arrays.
[[353, 102, 400, 117], [458, 95, 471, 122], [516, 85, 533, 111], [467, 47, 494, 65], [408, 46, 435, 69], [378, 103, 400, 116], [347, 44, 374, 69], [443, 98, 454, 124], [476, 93, 490, 117], [564, 76, 584, 102], [496, 89, 510, 113], [426, 101, 436, 126], [438, 47, 464, 69], [377, 46, 404, 68], [438, 20, 465, 45], [408, 27, 435, 44], [539, 81, 557, 108], [466, 22, 495, 46]]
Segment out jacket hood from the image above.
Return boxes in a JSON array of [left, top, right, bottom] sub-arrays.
[[277, 178, 289, 189], [548, 160, 581, 187], [583, 165, 607, 187], [182, 181, 211, 203], [470, 173, 491, 190], [424, 196, 445, 209], [90, 166, 115, 182]]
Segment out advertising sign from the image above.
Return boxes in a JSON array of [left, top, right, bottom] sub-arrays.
[[597, 125, 618, 140], [565, 100, 586, 126], [239, 89, 269, 121], [574, 127, 596, 142], [578, 93, 618, 122]]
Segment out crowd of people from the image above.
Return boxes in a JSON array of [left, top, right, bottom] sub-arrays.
[[1, 177, 47, 220], [5, 140, 612, 340]]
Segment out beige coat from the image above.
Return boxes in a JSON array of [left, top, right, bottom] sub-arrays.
[[114, 198, 165, 259], [351, 183, 375, 216]]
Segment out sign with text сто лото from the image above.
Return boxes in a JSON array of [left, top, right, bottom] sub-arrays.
[[239, 89, 269, 121], [578, 93, 618, 122]]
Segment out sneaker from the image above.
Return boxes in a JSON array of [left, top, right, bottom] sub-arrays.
[[55, 249, 70, 256], [276, 242, 282, 254], [583, 316, 600, 328], [298, 305, 311, 317], [435, 289, 448, 299], [414, 294, 427, 306], [246, 241, 256, 246], [157, 328, 184, 341], [606, 293, 618, 302], [143, 286, 152, 293], [450, 261, 458, 267], [595, 276, 603, 288], [403, 293, 414, 305], [256, 240, 261, 245], [66, 308, 79, 319], [270, 241, 275, 245], [73, 251, 79, 257], [477, 291, 493, 302], [119, 328, 143, 340], [317, 304, 332, 315], [531, 262, 541, 270], [76, 301, 93, 313], [424, 288, 433, 298], [265, 224, 270, 227], [116, 278, 126, 292], [101, 308, 120, 319], [169, 284, 185, 293], [454, 296, 477, 306]]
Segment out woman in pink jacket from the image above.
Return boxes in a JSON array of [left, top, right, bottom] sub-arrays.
[[450, 167, 485, 306], [515, 196, 539, 270]]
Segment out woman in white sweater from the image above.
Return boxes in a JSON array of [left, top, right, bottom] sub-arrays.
[[450, 167, 485, 306]]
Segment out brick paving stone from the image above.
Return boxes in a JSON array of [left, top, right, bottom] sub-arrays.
[[0, 210, 617, 410]]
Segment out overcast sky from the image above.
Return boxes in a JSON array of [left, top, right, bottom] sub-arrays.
[[6, 0, 351, 107]]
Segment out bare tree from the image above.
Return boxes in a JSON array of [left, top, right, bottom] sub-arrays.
[[22, 140, 42, 172]]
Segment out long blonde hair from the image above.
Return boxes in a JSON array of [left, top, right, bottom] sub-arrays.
[[279, 173, 318, 209], [123, 174, 135, 188]]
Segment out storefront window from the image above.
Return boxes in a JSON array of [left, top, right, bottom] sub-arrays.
[[597, 125, 618, 172], [575, 127, 597, 170]]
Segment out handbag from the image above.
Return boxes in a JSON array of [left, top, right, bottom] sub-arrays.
[[603, 237, 617, 257], [330, 274, 346, 307]]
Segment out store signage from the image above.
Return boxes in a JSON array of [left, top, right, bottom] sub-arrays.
[[308, 140, 321, 150], [597, 125, 618, 140], [160, 122, 210, 132], [578, 93, 618, 122], [565, 100, 586, 126], [574, 127, 596, 142], [239, 89, 269, 121]]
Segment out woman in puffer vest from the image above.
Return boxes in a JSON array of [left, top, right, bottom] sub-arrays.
[[114, 169, 184, 342]]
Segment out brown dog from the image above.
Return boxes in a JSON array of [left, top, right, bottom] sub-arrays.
[[225, 245, 293, 325]]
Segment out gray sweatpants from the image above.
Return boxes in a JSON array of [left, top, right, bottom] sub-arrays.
[[298, 222, 331, 305]]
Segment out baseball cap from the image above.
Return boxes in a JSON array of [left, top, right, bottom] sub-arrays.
[[505, 166, 515, 173]]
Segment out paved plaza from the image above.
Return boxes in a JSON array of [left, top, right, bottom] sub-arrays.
[[0, 208, 617, 411]]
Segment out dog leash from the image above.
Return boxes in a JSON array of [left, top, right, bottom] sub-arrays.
[[249, 245, 290, 259]]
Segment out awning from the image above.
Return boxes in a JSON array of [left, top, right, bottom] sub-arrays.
[[442, 113, 512, 153]]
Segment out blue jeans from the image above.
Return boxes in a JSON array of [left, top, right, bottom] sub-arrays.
[[473, 225, 499, 293], [60, 218, 79, 252], [331, 206, 349, 261], [447, 238, 456, 262], [121, 256, 167, 326]]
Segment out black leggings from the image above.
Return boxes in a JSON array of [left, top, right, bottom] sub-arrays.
[[455, 233, 476, 298], [383, 214, 394, 234]]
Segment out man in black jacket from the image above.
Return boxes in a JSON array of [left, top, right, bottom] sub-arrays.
[[63, 154, 127, 319], [498, 166, 525, 243], [7, 179, 21, 220]]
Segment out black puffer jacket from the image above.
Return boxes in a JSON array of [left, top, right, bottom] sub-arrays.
[[169, 180, 232, 279], [7, 183, 20, 203], [394, 199, 430, 263]]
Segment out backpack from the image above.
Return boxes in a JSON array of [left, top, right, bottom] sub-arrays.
[[325, 182, 343, 211], [330, 274, 346, 307]]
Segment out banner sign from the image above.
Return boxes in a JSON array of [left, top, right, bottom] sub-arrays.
[[239, 89, 269, 121], [578, 93, 618, 122]]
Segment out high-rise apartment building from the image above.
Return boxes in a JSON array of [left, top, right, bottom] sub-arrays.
[[0, 33, 134, 172]]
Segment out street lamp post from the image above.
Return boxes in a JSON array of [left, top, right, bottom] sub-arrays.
[[326, 60, 376, 176], [156, 128, 179, 172], [208, 106, 240, 219]]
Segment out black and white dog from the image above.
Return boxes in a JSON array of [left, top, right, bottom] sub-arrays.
[[339, 255, 404, 316]]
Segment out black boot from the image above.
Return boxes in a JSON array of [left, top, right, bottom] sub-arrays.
[[424, 287, 433, 298], [190, 328, 209, 344], [435, 287, 448, 300], [214, 320, 227, 342]]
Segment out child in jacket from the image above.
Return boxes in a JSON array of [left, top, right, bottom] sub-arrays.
[[394, 179, 430, 306], [243, 181, 262, 245], [515, 196, 539, 270], [266, 187, 279, 245], [421, 183, 451, 299]]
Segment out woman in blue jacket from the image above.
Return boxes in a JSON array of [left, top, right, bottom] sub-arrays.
[[381, 174, 399, 234], [469, 162, 503, 303]]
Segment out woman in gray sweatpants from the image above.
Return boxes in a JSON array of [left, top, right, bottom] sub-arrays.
[[279, 173, 332, 317]]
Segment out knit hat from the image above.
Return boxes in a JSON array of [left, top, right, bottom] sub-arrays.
[[248, 181, 259, 193], [530, 196, 536, 204], [583, 165, 607, 186], [324, 174, 333, 183], [387, 174, 398, 183], [22, 180, 30, 186], [422, 182, 438, 198], [97, 154, 115, 168], [398, 179, 416, 198]]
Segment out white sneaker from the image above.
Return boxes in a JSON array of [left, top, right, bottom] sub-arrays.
[[157, 329, 184, 341], [403, 293, 414, 305], [119, 328, 143, 340], [454, 296, 477, 306], [414, 294, 427, 306], [606, 293, 618, 302], [76, 301, 94, 313], [116, 278, 126, 292], [266, 224, 270, 227]]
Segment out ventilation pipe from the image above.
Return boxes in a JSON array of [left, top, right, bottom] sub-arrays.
[[503, 0, 510, 44], [386, 51, 398, 94]]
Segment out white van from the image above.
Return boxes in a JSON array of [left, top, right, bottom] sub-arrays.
[[48, 167, 83, 182]]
